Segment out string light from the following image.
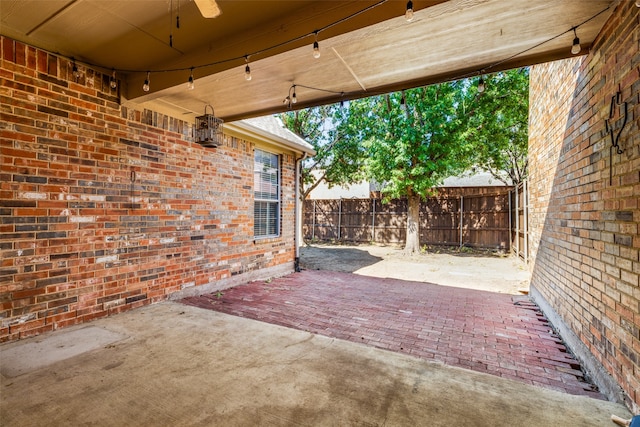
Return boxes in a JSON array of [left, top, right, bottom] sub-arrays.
[[405, 1, 414, 22], [49, 1, 608, 106], [477, 76, 485, 93], [143, 71, 150, 92], [283, 84, 303, 108], [283, 85, 292, 107], [176, 0, 180, 28], [313, 31, 321, 59], [244, 56, 252, 81], [110, 69, 117, 89], [400, 91, 406, 109], [571, 27, 581, 55], [187, 68, 194, 90], [169, 0, 175, 47]]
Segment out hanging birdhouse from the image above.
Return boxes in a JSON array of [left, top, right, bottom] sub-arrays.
[[194, 105, 223, 148]]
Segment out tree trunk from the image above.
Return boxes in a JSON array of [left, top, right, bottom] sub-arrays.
[[405, 190, 421, 255]]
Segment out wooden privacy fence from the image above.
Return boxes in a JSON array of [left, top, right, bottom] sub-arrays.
[[303, 187, 515, 250]]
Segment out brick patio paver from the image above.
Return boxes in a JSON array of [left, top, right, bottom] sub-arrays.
[[182, 270, 603, 399]]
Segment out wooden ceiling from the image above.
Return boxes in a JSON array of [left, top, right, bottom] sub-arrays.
[[0, 0, 614, 121]]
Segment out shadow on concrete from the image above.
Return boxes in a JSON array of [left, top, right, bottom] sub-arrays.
[[299, 245, 382, 273], [298, 244, 529, 295]]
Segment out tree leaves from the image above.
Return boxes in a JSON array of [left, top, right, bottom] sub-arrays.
[[280, 105, 366, 200], [461, 69, 529, 185], [355, 82, 471, 200], [281, 71, 528, 252], [281, 68, 529, 200]]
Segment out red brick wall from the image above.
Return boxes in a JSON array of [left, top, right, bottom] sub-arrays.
[[529, 3, 639, 410], [0, 36, 298, 342]]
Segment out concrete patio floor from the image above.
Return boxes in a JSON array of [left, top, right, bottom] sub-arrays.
[[0, 301, 632, 426]]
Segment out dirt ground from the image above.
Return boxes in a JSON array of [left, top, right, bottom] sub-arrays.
[[299, 243, 531, 295]]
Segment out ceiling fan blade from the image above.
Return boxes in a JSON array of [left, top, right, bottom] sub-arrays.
[[194, 0, 222, 18]]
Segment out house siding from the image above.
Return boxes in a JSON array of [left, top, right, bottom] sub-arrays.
[[0, 36, 297, 342], [528, 2, 639, 411]]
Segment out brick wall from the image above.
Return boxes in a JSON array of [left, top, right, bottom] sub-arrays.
[[528, 2, 639, 411], [0, 36, 298, 342]]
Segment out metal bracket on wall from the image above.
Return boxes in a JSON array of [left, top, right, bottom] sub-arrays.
[[605, 86, 628, 186], [129, 168, 137, 209]]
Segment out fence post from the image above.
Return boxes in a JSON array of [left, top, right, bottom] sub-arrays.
[[337, 198, 342, 240], [459, 195, 464, 248], [523, 180, 528, 265], [312, 200, 316, 240], [508, 188, 512, 253], [371, 198, 376, 242], [515, 183, 520, 260]]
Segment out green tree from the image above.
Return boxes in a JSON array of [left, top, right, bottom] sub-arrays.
[[350, 83, 474, 254], [280, 104, 366, 201], [461, 69, 529, 185], [282, 69, 528, 253]]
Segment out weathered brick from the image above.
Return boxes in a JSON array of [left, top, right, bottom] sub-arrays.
[[2, 37, 14, 62], [0, 34, 297, 350], [529, 1, 639, 410]]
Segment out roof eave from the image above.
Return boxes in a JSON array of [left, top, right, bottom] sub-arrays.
[[225, 121, 316, 156]]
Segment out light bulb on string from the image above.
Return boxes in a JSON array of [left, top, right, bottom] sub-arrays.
[[169, 0, 173, 47], [283, 84, 300, 109], [176, 0, 180, 28], [405, 1, 414, 22], [313, 32, 321, 59], [187, 68, 195, 90], [244, 56, 252, 81], [477, 76, 485, 93], [400, 92, 406, 110], [110, 70, 117, 90], [143, 72, 150, 92], [571, 28, 581, 55]]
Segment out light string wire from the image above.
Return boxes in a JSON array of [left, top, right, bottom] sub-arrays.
[[57, 0, 388, 75], [286, 4, 611, 103], [294, 83, 345, 96], [283, 83, 347, 108], [462, 4, 611, 80], [25, 2, 611, 100]]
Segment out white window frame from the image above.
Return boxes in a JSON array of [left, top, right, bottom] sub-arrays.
[[254, 149, 280, 238]]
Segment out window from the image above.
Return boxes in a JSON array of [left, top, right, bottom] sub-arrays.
[[254, 149, 280, 238]]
